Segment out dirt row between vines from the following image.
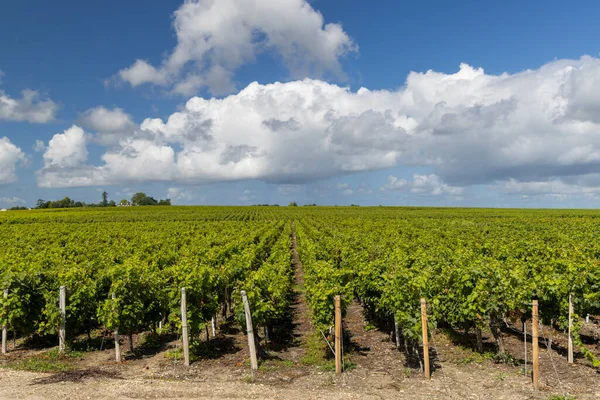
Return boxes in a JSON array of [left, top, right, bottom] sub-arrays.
[[1, 222, 600, 399]]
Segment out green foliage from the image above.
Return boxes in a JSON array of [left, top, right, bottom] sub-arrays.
[[1, 205, 600, 368], [97, 258, 167, 336]]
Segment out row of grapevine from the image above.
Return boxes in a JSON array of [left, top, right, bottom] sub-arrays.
[[0, 209, 294, 354], [295, 210, 600, 366]]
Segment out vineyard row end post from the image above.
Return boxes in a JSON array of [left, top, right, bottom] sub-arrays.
[[181, 287, 190, 367], [334, 295, 342, 375], [568, 293, 574, 364], [112, 293, 121, 363], [59, 286, 66, 354], [421, 298, 430, 379], [241, 290, 258, 371], [1, 289, 7, 355], [532, 299, 539, 390]]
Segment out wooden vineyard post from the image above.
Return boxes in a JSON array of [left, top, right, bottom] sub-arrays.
[[421, 298, 430, 379], [1, 289, 7, 355], [211, 317, 216, 338], [394, 316, 400, 350], [568, 294, 574, 364], [59, 286, 66, 354], [181, 288, 190, 367], [523, 321, 527, 377], [532, 300, 539, 390], [112, 293, 121, 363], [241, 290, 258, 371], [334, 295, 342, 375]]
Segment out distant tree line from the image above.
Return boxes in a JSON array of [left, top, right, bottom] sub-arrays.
[[35, 192, 171, 209]]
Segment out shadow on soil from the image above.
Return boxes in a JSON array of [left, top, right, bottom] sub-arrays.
[[31, 368, 123, 385]]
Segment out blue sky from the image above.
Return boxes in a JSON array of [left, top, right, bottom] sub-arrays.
[[2, 0, 600, 208]]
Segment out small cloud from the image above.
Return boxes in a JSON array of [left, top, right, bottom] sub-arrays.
[[33, 139, 46, 153]]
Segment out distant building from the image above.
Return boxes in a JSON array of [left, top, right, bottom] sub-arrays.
[[0, 209, 6, 212]]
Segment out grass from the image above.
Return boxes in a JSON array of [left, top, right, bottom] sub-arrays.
[[163, 347, 199, 362], [364, 322, 377, 331], [7, 358, 73, 373], [300, 332, 328, 366], [2, 348, 83, 373], [459, 350, 495, 365], [548, 395, 576, 400], [299, 331, 356, 372], [46, 348, 85, 360], [320, 359, 356, 372], [259, 359, 296, 370]]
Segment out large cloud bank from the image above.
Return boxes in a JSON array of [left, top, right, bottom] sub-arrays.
[[38, 56, 600, 196]]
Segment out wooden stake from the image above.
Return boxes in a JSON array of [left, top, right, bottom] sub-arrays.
[[523, 321, 527, 377], [532, 300, 539, 390], [112, 293, 121, 363], [181, 287, 190, 367], [211, 317, 216, 338], [334, 295, 342, 374], [476, 327, 483, 353], [421, 298, 430, 379], [59, 286, 66, 354], [241, 290, 258, 371], [394, 316, 400, 350], [1, 289, 7, 355], [568, 294, 574, 364]]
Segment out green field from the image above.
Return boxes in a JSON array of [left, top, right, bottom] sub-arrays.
[[1, 206, 599, 366]]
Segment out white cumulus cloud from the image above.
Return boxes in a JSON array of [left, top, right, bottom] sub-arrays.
[[0, 88, 58, 123], [79, 106, 136, 146], [79, 106, 135, 133], [0, 137, 26, 184], [43, 126, 89, 168], [115, 0, 356, 95]]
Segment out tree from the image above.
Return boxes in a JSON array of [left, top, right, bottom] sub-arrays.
[[119, 199, 130, 206], [288, 202, 298, 207], [101, 191, 109, 207], [36, 199, 47, 209], [138, 196, 158, 206], [130, 192, 169, 206], [131, 192, 148, 206]]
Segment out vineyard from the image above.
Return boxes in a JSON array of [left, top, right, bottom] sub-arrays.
[[1, 206, 600, 399]]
